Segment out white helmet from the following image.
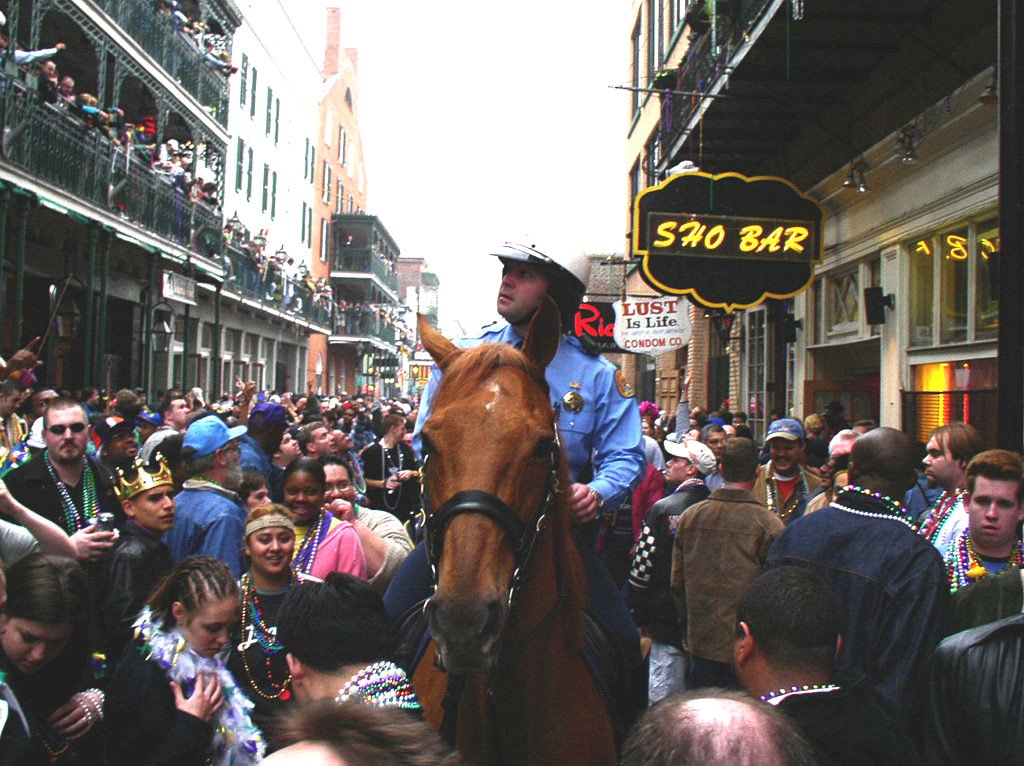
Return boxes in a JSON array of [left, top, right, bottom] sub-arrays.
[[490, 242, 590, 294]]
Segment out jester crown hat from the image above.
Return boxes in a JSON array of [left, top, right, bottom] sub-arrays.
[[116, 454, 174, 501]]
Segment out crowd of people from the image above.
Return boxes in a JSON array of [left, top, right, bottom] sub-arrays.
[[620, 379, 1024, 763], [2, 237, 1024, 764], [1, 22, 225, 217], [0, 368, 444, 762]]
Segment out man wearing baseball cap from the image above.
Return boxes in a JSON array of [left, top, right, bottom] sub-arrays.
[[163, 414, 248, 576], [753, 418, 821, 525], [92, 415, 139, 480], [672, 437, 785, 690], [627, 434, 715, 703]]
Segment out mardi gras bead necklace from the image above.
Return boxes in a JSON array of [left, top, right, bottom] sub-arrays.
[[44, 451, 97, 533], [239, 573, 293, 701], [764, 463, 807, 522], [836, 485, 918, 530], [921, 487, 967, 541], [291, 512, 329, 575], [947, 531, 1024, 592], [335, 661, 421, 710], [760, 684, 840, 704]]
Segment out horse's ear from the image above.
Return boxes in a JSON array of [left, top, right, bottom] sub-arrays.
[[521, 296, 560, 371], [418, 313, 459, 370]]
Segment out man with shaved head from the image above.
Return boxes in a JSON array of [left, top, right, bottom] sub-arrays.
[[766, 427, 948, 722]]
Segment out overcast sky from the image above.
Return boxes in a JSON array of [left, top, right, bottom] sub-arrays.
[[325, 1, 631, 333]]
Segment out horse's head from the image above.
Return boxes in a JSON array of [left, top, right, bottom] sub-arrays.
[[418, 299, 564, 675]]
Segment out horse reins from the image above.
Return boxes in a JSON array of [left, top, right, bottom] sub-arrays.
[[420, 415, 562, 611]]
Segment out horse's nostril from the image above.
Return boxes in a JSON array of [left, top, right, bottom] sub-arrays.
[[482, 600, 503, 641]]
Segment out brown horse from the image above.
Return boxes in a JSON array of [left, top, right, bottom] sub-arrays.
[[412, 299, 618, 766]]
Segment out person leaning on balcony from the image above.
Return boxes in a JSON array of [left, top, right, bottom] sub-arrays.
[[0, 34, 66, 67]]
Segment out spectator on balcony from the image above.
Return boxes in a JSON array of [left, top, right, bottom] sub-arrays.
[[57, 75, 75, 105], [0, 35, 66, 67], [202, 38, 238, 76], [36, 59, 59, 104]]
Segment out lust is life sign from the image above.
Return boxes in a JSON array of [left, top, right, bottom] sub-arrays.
[[632, 172, 825, 311]]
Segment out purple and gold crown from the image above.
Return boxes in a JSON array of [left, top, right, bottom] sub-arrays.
[[116, 455, 174, 500]]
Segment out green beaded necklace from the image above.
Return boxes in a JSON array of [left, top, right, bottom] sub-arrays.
[[44, 450, 97, 533]]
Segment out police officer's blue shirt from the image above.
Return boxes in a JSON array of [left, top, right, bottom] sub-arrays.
[[413, 320, 645, 509]]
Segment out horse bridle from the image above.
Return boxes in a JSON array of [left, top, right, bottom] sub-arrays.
[[420, 418, 562, 611]]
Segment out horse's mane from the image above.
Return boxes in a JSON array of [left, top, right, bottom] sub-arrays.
[[435, 341, 587, 647]]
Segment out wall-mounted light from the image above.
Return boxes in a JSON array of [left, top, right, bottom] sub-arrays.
[[896, 125, 919, 163], [842, 159, 870, 193], [864, 286, 895, 325]]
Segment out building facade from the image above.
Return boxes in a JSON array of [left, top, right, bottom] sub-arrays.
[[0, 0, 331, 400], [627, 0, 998, 443], [309, 5, 369, 397]]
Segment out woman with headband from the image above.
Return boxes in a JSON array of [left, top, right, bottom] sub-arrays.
[[228, 504, 315, 743]]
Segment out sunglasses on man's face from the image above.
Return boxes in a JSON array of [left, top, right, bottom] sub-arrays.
[[47, 423, 87, 435]]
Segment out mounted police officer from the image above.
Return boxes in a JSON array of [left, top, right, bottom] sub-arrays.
[[385, 242, 646, 726], [414, 242, 646, 528]]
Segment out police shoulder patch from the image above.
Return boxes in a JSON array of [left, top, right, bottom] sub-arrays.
[[615, 370, 635, 398]]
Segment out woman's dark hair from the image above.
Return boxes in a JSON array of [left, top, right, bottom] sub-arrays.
[[3, 554, 93, 688], [282, 456, 326, 491], [4, 553, 91, 628], [277, 574, 393, 672], [146, 556, 238, 628]]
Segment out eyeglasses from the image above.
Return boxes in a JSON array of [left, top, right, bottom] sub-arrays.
[[47, 422, 87, 435]]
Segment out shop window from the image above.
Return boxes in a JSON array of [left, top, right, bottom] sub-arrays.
[[939, 228, 969, 344], [975, 218, 999, 340], [908, 218, 998, 347], [745, 308, 768, 442], [904, 359, 998, 445], [826, 270, 859, 336]]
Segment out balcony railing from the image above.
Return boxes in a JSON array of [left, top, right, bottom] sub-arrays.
[[658, 0, 776, 163], [331, 246, 398, 292], [223, 246, 332, 329], [333, 309, 396, 345], [0, 72, 221, 253], [93, 0, 229, 126]]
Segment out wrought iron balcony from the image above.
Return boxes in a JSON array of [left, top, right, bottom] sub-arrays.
[[222, 245, 333, 329], [332, 308, 397, 345], [93, 0, 230, 126], [0, 72, 221, 254], [656, 0, 776, 170], [331, 246, 399, 293]]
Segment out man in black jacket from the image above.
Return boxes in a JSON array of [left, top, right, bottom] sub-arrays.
[[3, 398, 119, 565], [99, 456, 176, 664], [918, 613, 1024, 764], [626, 434, 714, 703]]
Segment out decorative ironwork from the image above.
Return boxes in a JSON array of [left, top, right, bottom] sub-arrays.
[[40, 0, 231, 128]]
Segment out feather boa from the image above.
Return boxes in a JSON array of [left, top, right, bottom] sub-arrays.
[[133, 608, 265, 765]]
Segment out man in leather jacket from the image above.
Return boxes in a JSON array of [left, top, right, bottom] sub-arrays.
[[99, 456, 176, 665], [918, 613, 1024, 763], [627, 436, 715, 702]]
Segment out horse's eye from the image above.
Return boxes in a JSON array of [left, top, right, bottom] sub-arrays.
[[533, 436, 555, 459], [421, 432, 437, 455]]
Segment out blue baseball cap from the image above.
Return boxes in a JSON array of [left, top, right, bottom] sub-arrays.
[[765, 418, 804, 443], [184, 415, 247, 457], [136, 410, 163, 428]]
